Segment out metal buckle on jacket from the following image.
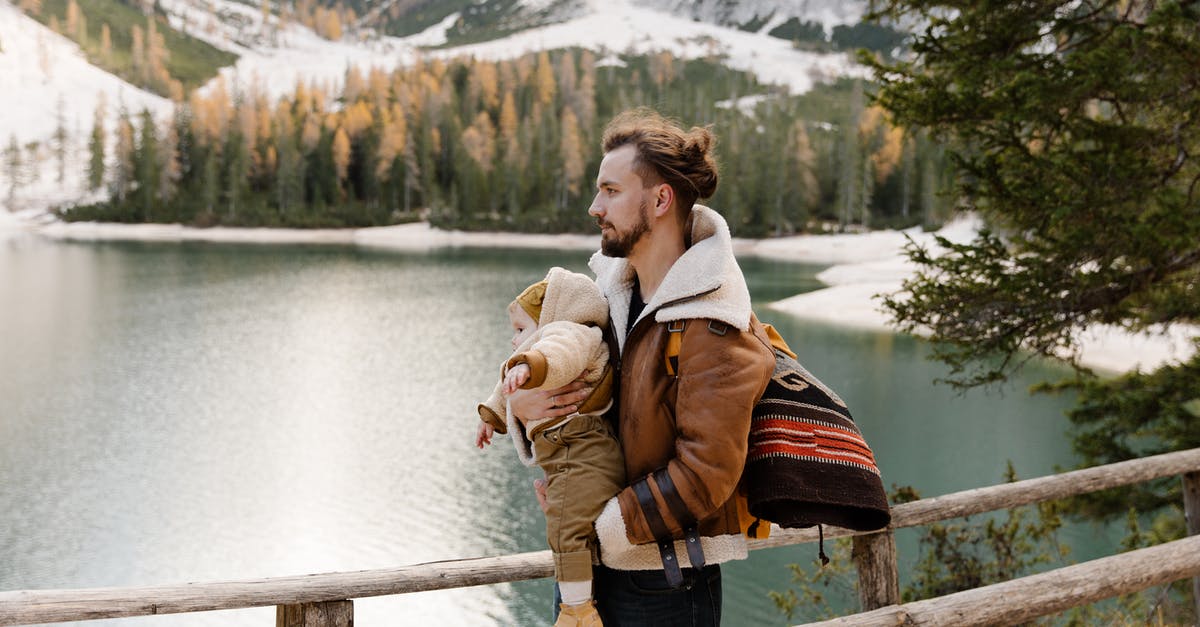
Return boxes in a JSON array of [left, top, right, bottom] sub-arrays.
[[667, 320, 685, 333], [707, 321, 728, 336]]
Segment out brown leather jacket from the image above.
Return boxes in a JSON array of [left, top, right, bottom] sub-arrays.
[[590, 206, 776, 570]]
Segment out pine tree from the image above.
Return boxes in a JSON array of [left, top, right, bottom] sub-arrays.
[[111, 110, 135, 202], [87, 95, 106, 191], [787, 119, 819, 234], [868, 0, 1200, 524], [132, 109, 160, 221], [401, 131, 419, 214], [274, 108, 303, 216], [837, 79, 864, 230], [53, 96, 68, 184], [4, 135, 22, 204]]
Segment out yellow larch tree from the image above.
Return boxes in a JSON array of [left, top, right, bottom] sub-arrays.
[[65, 0, 81, 42], [376, 104, 407, 180], [300, 113, 321, 151], [332, 126, 351, 186], [472, 59, 499, 110], [99, 23, 112, 63], [534, 51, 556, 107], [461, 111, 496, 173], [343, 65, 365, 103], [559, 107, 584, 205]]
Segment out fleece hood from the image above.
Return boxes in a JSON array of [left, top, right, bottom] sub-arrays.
[[537, 266, 610, 329]]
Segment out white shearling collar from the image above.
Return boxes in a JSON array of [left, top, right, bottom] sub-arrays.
[[589, 205, 753, 353]]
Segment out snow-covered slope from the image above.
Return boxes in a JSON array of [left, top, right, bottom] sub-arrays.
[[634, 0, 865, 33], [417, 0, 865, 94], [0, 1, 170, 213], [188, 0, 864, 101]]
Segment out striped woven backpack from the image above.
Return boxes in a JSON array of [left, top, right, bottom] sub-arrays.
[[663, 317, 891, 542]]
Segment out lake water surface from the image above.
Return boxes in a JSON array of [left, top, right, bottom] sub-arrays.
[[0, 235, 1107, 626]]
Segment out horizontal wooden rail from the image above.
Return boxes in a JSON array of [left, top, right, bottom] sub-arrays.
[[799, 534, 1200, 626], [2, 447, 1199, 626], [0, 553, 554, 626], [751, 446, 1200, 550]]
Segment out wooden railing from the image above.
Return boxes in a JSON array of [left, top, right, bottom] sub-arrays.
[[2, 447, 1199, 627]]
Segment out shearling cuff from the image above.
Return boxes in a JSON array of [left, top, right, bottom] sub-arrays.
[[595, 496, 749, 571], [507, 350, 548, 389], [594, 497, 632, 560]]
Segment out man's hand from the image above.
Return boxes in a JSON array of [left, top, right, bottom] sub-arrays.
[[507, 379, 591, 426], [503, 363, 532, 395], [474, 421, 495, 449]]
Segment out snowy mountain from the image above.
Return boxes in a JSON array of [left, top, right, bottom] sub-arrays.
[[178, 0, 868, 101], [0, 0, 871, 215]]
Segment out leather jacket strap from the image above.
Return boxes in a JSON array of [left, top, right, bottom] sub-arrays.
[[632, 473, 684, 588], [653, 470, 706, 571]]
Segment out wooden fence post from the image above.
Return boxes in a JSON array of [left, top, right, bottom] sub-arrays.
[[1184, 471, 1200, 622], [276, 600, 353, 627], [851, 529, 899, 610]]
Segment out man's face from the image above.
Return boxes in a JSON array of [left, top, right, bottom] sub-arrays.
[[589, 145, 654, 258]]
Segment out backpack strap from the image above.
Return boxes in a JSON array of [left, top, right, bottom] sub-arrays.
[[664, 320, 685, 376], [664, 319, 732, 376]]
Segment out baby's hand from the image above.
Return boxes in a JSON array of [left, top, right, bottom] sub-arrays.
[[503, 363, 532, 395], [475, 421, 495, 449]]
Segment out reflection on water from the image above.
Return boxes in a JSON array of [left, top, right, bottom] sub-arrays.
[[0, 236, 1101, 626]]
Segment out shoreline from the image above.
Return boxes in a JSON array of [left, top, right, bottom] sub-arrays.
[[3, 211, 1195, 375]]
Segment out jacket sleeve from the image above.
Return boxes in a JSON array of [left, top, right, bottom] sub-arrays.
[[506, 321, 604, 391], [477, 379, 508, 434], [616, 321, 773, 544]]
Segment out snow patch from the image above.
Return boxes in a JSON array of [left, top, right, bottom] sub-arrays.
[[765, 214, 1198, 374], [0, 2, 171, 215]]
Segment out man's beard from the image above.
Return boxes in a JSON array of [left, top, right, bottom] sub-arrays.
[[599, 200, 651, 258]]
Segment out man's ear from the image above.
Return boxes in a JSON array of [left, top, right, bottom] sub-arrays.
[[652, 183, 674, 217]]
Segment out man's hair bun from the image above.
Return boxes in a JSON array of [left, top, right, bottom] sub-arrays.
[[602, 109, 721, 213]]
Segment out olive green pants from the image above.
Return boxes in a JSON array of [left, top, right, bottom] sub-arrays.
[[531, 413, 626, 583]]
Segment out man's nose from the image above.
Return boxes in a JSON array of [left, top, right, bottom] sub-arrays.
[[587, 195, 602, 217]]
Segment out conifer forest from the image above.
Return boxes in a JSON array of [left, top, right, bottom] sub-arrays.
[[64, 48, 957, 235]]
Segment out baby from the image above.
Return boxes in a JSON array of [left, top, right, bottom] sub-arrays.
[[475, 267, 625, 627]]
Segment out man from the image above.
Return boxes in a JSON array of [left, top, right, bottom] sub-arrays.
[[513, 109, 775, 626]]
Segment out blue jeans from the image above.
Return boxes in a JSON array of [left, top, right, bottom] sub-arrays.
[[554, 564, 722, 626]]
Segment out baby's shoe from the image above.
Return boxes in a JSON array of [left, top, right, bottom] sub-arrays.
[[554, 600, 603, 627]]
